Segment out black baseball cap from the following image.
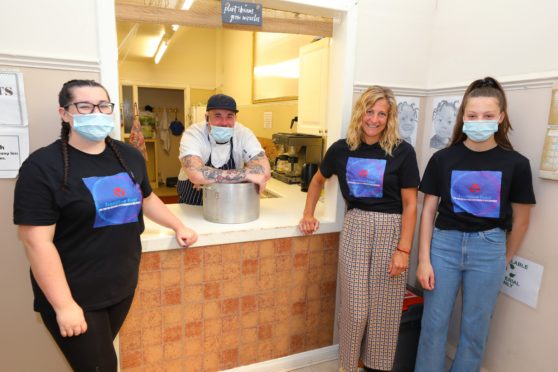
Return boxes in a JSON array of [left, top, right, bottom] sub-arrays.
[[206, 94, 238, 113]]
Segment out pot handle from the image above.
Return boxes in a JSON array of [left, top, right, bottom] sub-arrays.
[[201, 184, 220, 199]]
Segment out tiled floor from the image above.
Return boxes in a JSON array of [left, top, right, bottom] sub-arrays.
[[290, 359, 338, 372]]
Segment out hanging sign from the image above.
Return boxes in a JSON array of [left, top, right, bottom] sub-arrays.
[[0, 70, 28, 126], [500, 255, 544, 309], [221, 1, 262, 26]]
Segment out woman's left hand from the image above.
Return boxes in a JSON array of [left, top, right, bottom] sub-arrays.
[[388, 250, 409, 277], [175, 226, 198, 247]]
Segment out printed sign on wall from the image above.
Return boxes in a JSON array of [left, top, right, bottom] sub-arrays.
[[500, 256, 544, 309], [221, 1, 262, 26], [0, 70, 28, 126]]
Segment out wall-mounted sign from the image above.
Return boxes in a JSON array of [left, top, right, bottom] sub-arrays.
[[221, 1, 262, 26], [500, 255, 544, 309], [0, 70, 28, 126], [0, 128, 29, 178]]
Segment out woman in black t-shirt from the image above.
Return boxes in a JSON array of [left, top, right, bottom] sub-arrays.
[[415, 77, 536, 372], [14, 80, 198, 371], [299, 86, 420, 372]]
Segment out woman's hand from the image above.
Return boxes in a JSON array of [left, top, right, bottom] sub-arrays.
[[56, 301, 87, 337], [388, 250, 409, 277], [175, 225, 198, 247], [416, 261, 435, 290], [298, 215, 320, 235]]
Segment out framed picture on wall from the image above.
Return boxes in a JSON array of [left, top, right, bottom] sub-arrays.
[[252, 32, 316, 103]]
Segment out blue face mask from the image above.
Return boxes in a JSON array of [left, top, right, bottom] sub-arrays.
[[462, 120, 499, 142], [71, 113, 114, 142], [210, 125, 234, 143]]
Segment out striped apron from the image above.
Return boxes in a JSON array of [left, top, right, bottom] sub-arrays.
[[177, 140, 236, 205]]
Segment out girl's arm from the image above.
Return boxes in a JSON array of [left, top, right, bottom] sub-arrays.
[[388, 187, 417, 277], [142, 192, 198, 247], [298, 170, 327, 235], [18, 225, 87, 337], [416, 194, 439, 290], [506, 203, 533, 263]]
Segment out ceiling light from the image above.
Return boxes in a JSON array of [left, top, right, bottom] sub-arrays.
[[154, 39, 168, 64], [172, 24, 179, 31], [182, 0, 194, 10]]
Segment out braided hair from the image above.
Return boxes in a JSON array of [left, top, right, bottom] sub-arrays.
[[58, 79, 138, 190]]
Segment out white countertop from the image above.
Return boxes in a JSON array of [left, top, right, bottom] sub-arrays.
[[141, 178, 342, 252]]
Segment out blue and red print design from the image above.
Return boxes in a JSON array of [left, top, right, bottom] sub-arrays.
[[82, 172, 143, 228], [450, 170, 502, 218], [346, 157, 386, 198]]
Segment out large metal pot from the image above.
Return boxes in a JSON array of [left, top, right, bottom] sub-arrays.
[[202, 183, 260, 223]]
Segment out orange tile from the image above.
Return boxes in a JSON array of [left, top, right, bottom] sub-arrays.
[[259, 257, 275, 276], [242, 277, 258, 294], [258, 292, 275, 308], [162, 358, 182, 372], [221, 314, 240, 331], [241, 295, 258, 313], [120, 349, 143, 369], [220, 348, 239, 369], [258, 275, 275, 292], [203, 301, 221, 319], [292, 235, 311, 254], [223, 262, 241, 280], [308, 251, 324, 269], [161, 268, 181, 288], [306, 313, 320, 329], [308, 234, 325, 252], [306, 330, 320, 350], [204, 263, 224, 281], [184, 267, 204, 285], [272, 336, 290, 358], [120, 330, 141, 351], [163, 287, 182, 306], [142, 344, 163, 364], [290, 286, 307, 303], [142, 309, 162, 328], [242, 241, 259, 259], [221, 330, 240, 348], [258, 240, 274, 257], [238, 343, 258, 366], [184, 284, 204, 303], [318, 324, 334, 345], [274, 238, 292, 255], [308, 268, 323, 283], [321, 296, 336, 315], [323, 233, 340, 250], [203, 282, 221, 300], [291, 301, 306, 316], [320, 281, 337, 297], [275, 255, 292, 272], [275, 290, 290, 305], [242, 259, 258, 276], [120, 312, 142, 334], [204, 318, 221, 337], [324, 249, 339, 266], [222, 279, 241, 298], [203, 351, 220, 372], [184, 303, 203, 322], [185, 321, 203, 337], [142, 365, 162, 372], [258, 324, 273, 340], [293, 253, 309, 268], [140, 290, 161, 309], [160, 249, 182, 269], [162, 305, 183, 325], [307, 300, 321, 316], [204, 245, 222, 264], [274, 304, 290, 322], [241, 327, 258, 344], [257, 340, 273, 362], [258, 307, 275, 324], [323, 263, 338, 281], [290, 334, 306, 353], [138, 271, 161, 291], [184, 247, 203, 269], [293, 269, 308, 285], [307, 283, 321, 300], [241, 311, 258, 328], [184, 336, 203, 357], [183, 355, 203, 372], [142, 326, 162, 347], [273, 321, 289, 337], [203, 335, 221, 350], [221, 298, 239, 315], [140, 252, 161, 272], [290, 315, 306, 333], [163, 325, 183, 343], [222, 243, 242, 262]]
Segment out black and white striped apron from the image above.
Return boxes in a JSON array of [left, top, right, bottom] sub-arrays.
[[177, 140, 236, 205]]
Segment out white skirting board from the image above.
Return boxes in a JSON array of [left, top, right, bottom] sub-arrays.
[[223, 344, 339, 372]]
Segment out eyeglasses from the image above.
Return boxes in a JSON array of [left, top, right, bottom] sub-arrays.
[[65, 102, 115, 114]]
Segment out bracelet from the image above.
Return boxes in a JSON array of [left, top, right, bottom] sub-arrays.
[[396, 247, 410, 255]]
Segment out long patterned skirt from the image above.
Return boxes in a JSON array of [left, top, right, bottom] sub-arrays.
[[338, 209, 407, 372]]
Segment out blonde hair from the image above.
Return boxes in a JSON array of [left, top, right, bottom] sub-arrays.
[[346, 86, 400, 155]]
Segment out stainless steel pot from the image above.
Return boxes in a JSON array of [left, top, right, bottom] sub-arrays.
[[202, 183, 260, 223]]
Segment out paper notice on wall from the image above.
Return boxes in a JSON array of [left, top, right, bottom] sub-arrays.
[[0, 70, 28, 126], [500, 256, 544, 309], [0, 126, 29, 178]]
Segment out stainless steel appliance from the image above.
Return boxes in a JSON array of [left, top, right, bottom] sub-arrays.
[[202, 183, 260, 223], [271, 133, 323, 184]]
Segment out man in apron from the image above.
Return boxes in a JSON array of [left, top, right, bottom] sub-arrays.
[[177, 94, 271, 205]]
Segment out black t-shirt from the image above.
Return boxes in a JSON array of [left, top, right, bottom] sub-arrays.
[[13, 140, 152, 314], [320, 139, 420, 213], [420, 142, 536, 232]]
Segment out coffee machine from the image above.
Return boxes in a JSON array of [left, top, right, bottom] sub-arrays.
[[271, 133, 323, 184]]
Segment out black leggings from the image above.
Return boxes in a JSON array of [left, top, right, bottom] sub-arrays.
[[40, 294, 134, 372]]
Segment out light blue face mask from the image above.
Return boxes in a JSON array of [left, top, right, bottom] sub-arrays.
[[462, 120, 499, 142], [210, 125, 234, 143], [71, 113, 114, 142]]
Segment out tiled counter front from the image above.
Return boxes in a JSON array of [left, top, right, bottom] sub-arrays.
[[119, 233, 340, 371]]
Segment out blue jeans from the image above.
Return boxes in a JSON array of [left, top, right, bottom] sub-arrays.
[[414, 228, 507, 372]]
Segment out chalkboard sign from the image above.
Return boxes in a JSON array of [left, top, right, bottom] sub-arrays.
[[221, 1, 262, 26]]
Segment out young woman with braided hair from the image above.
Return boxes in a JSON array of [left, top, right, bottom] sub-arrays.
[[14, 80, 197, 371]]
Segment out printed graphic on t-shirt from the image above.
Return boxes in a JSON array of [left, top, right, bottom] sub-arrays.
[[451, 170, 502, 218], [346, 157, 386, 198], [82, 172, 142, 228]]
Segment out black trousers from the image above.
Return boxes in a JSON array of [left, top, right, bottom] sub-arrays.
[[40, 294, 134, 372]]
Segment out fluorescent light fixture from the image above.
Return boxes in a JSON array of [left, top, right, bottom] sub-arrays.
[[154, 39, 168, 64], [182, 0, 194, 10], [254, 58, 300, 79]]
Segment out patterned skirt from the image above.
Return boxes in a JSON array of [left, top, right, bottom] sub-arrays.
[[338, 209, 407, 372]]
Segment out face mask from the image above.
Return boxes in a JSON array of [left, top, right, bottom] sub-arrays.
[[71, 113, 114, 142], [462, 120, 499, 142], [210, 125, 234, 143]]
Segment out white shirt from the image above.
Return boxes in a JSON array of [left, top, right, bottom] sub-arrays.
[[178, 121, 264, 181]]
